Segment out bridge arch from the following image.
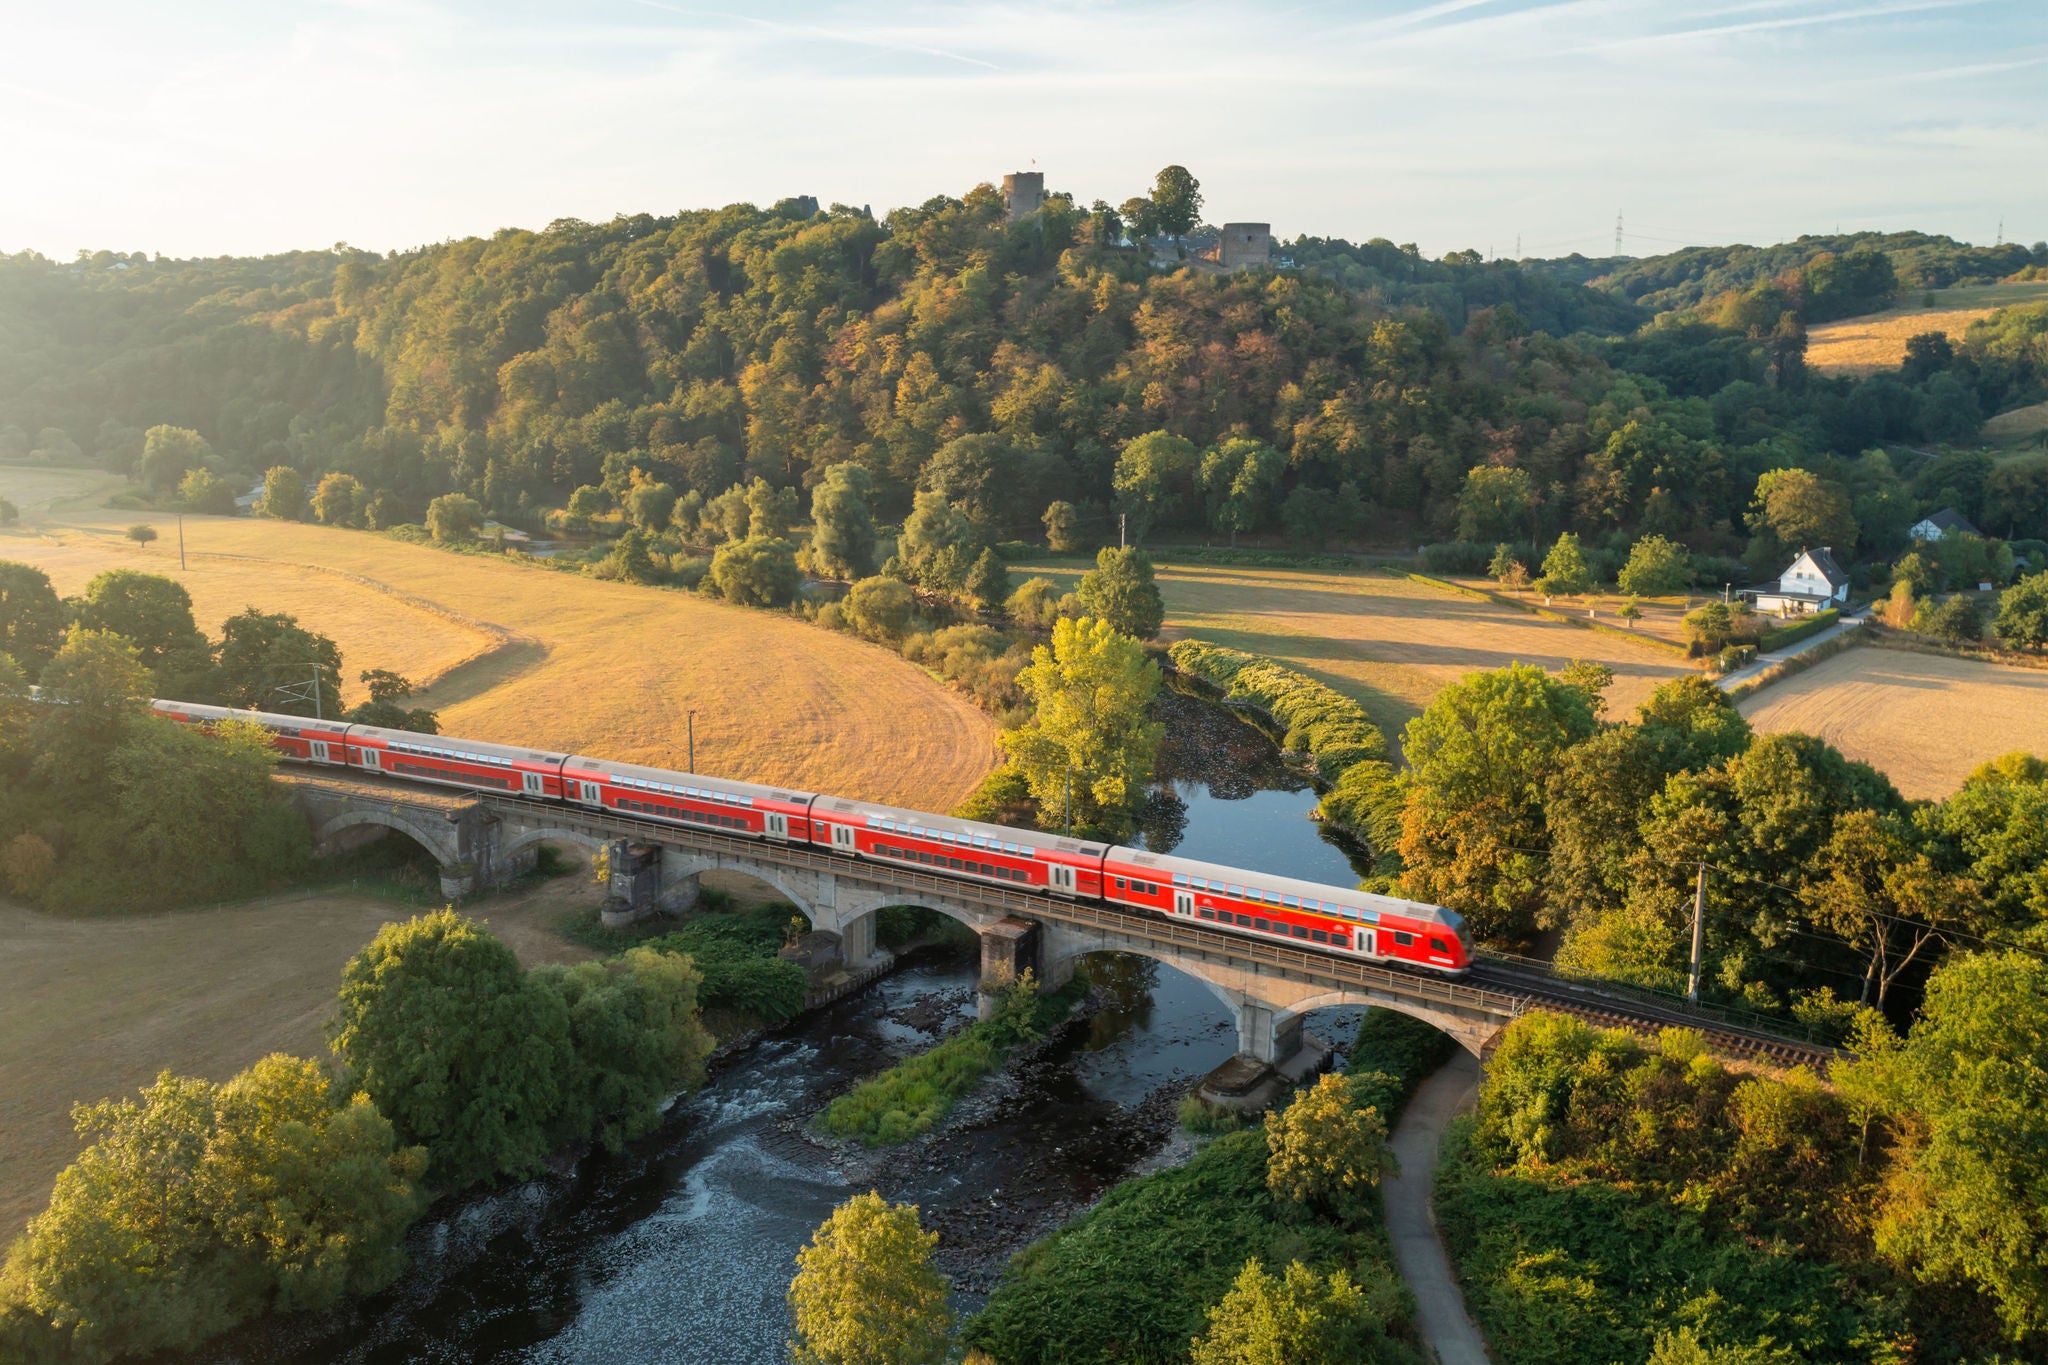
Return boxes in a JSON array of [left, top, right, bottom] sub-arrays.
[[311, 808, 458, 866], [500, 825, 607, 865]]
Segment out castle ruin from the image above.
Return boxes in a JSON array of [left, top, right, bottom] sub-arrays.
[[1001, 171, 1045, 222]]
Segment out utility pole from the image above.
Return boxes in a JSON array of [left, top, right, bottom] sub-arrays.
[[1118, 513, 1126, 550], [1064, 762, 1074, 837], [177, 513, 186, 572], [1687, 863, 1707, 1003], [1614, 211, 1624, 255], [688, 709, 697, 772], [313, 667, 323, 721]]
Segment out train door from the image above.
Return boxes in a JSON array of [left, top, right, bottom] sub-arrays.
[[310, 740, 331, 763], [1174, 890, 1194, 917], [1050, 864, 1076, 897], [1351, 927, 1376, 958], [766, 813, 789, 841], [359, 748, 380, 772], [830, 822, 857, 853], [522, 772, 546, 797], [578, 781, 602, 805]]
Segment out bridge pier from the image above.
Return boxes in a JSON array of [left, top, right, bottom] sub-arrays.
[[600, 840, 663, 929], [977, 917, 1042, 1019], [1234, 1000, 1304, 1066]]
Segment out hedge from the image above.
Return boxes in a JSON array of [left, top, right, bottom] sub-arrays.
[[1757, 607, 1839, 652], [1168, 640, 1385, 775]]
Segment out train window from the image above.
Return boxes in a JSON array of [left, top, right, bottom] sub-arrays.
[[1393, 931, 1414, 946], [1114, 877, 1127, 890], [1174, 874, 1189, 887], [1282, 895, 1300, 908], [1254, 918, 1271, 932], [1311, 929, 1329, 944], [1430, 938, 1448, 953], [1229, 884, 1244, 897], [947, 857, 963, 870], [1304, 899, 1320, 911], [1199, 907, 1215, 919], [1291, 925, 1310, 939], [1234, 913, 1252, 927]]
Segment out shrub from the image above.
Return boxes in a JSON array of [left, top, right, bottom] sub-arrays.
[[643, 921, 807, 1026], [1757, 607, 1838, 651], [844, 575, 916, 640], [1178, 1091, 1250, 1134], [1170, 640, 1385, 774], [1318, 759, 1405, 852], [1926, 593, 1985, 645]]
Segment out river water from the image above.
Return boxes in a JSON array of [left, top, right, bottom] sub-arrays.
[[202, 692, 1369, 1364]]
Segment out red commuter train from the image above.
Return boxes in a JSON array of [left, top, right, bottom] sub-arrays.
[[155, 700, 1471, 976]]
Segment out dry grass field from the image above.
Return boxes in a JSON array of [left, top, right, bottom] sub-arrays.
[[0, 467, 997, 810], [1738, 647, 2048, 799], [1806, 281, 2048, 376], [1022, 559, 1696, 750], [0, 880, 602, 1237]]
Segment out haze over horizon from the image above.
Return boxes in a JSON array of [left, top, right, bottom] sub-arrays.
[[4, 0, 2043, 263]]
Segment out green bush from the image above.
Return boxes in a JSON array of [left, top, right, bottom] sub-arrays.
[[1319, 759, 1406, 854], [1344, 1009, 1458, 1108], [965, 1125, 1414, 1364], [1757, 607, 1839, 651], [1169, 640, 1385, 775], [644, 908, 807, 1026]]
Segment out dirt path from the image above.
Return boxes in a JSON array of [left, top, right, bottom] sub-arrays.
[[1386, 1052, 1491, 1365]]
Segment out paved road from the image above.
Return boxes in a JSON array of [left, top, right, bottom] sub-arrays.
[[1716, 611, 1865, 692], [1385, 1052, 1492, 1365]]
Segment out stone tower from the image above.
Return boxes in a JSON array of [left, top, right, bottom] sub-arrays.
[[1002, 171, 1045, 222], [1218, 223, 1274, 271]]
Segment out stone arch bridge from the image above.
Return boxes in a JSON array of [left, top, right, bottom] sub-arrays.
[[284, 774, 1831, 1072]]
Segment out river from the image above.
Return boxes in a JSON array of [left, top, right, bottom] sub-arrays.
[[199, 691, 1369, 1364]]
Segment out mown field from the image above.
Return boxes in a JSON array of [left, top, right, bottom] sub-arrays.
[[0, 879, 600, 1237], [1738, 646, 2048, 798], [0, 467, 998, 811], [1805, 280, 2048, 376], [1023, 559, 1695, 750]]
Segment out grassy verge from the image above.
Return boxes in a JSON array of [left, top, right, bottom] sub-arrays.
[[964, 1010, 1454, 1365], [817, 976, 1085, 1147]]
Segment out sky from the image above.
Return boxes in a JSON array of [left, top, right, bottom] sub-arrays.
[[2, 0, 2043, 262]]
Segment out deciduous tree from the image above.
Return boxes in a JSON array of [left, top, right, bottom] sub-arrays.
[[1534, 531, 1594, 597], [1074, 546, 1165, 640], [1399, 663, 1598, 944], [1200, 437, 1284, 544], [1112, 431, 1198, 543], [999, 616, 1162, 832], [312, 473, 367, 527], [788, 1191, 953, 1365], [1190, 1258, 1388, 1365], [425, 493, 483, 543], [1457, 466, 1533, 543], [709, 535, 801, 606], [808, 464, 879, 580], [257, 466, 308, 522], [0, 560, 72, 673], [1994, 571, 2048, 650], [1617, 534, 1691, 596], [1263, 1073, 1395, 1216], [331, 910, 573, 1189]]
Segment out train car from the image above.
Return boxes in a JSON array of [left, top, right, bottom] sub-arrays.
[[560, 755, 814, 842], [348, 724, 570, 798], [151, 700, 351, 767], [807, 796, 1106, 898], [1100, 846, 1471, 975]]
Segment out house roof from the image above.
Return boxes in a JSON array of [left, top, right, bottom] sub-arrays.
[[1917, 508, 1980, 536], [1785, 546, 1848, 588]]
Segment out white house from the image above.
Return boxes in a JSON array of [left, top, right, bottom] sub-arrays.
[[1909, 508, 1979, 542], [1750, 547, 1849, 616]]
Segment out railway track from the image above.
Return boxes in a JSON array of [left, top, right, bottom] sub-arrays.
[[1470, 962, 1842, 1068]]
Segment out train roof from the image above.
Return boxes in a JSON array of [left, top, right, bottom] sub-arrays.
[[817, 795, 1105, 859], [350, 724, 568, 765], [152, 700, 351, 736], [1105, 845, 1463, 930], [562, 754, 814, 806]]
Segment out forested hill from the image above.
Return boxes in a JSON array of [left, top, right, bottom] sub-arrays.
[[3, 185, 2045, 555], [1533, 229, 2048, 319]]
